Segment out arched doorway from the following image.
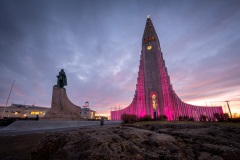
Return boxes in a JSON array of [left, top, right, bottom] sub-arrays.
[[150, 92, 159, 120]]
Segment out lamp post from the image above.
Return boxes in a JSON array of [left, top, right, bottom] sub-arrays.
[[1, 80, 15, 119], [225, 101, 232, 119]]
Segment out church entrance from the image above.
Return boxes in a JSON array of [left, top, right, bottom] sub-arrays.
[[151, 93, 158, 120]]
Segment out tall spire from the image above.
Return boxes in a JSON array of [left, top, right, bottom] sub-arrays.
[[142, 16, 158, 45]]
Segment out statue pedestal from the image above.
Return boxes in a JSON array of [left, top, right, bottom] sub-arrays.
[[42, 86, 83, 121]]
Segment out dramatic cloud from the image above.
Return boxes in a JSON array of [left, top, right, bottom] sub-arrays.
[[0, 0, 240, 115]]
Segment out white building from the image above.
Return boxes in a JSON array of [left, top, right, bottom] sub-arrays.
[[80, 101, 95, 119], [0, 102, 96, 120], [0, 104, 50, 118]]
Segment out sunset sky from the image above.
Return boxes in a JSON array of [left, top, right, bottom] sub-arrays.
[[0, 0, 240, 116]]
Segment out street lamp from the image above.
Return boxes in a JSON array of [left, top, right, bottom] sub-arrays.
[[225, 101, 232, 118]]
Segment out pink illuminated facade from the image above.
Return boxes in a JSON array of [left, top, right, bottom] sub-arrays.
[[111, 17, 223, 121]]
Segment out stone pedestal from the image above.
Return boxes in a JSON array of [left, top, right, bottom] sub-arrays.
[[42, 86, 83, 121]]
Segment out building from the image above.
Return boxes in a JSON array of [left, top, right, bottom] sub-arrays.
[[0, 104, 50, 118], [111, 17, 223, 121], [0, 101, 96, 120], [80, 101, 95, 119]]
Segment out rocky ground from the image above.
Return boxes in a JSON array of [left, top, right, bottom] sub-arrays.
[[29, 123, 240, 160], [1, 122, 240, 160], [0, 133, 46, 160]]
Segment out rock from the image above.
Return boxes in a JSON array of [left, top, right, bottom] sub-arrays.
[[31, 123, 240, 160], [31, 126, 185, 160]]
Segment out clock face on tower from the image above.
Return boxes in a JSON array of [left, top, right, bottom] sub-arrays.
[[147, 45, 152, 50]]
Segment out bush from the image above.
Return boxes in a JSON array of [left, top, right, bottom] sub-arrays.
[[179, 116, 188, 121], [229, 118, 240, 123], [158, 115, 168, 121], [183, 116, 189, 121], [178, 115, 193, 121], [179, 116, 183, 121], [144, 115, 152, 121], [138, 115, 152, 121], [224, 113, 229, 121], [200, 115, 207, 122], [214, 113, 228, 122], [188, 117, 194, 121], [121, 114, 137, 124]]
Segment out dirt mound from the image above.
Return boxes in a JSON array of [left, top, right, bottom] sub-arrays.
[[0, 133, 46, 160], [31, 126, 185, 160], [31, 124, 240, 160], [136, 123, 240, 160]]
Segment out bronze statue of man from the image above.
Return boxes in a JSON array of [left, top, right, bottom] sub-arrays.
[[57, 69, 67, 88]]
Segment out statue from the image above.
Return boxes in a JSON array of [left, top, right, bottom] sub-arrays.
[[57, 69, 67, 88]]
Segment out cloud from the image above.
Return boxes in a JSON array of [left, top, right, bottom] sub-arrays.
[[0, 0, 240, 114]]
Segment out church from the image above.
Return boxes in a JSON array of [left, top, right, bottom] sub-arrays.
[[111, 17, 223, 121]]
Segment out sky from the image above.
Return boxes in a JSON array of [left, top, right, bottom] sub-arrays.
[[0, 0, 240, 116]]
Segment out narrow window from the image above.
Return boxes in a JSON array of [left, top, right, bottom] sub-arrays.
[[152, 36, 155, 41]]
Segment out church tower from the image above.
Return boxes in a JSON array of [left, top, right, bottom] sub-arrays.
[[141, 16, 173, 119], [111, 17, 223, 121]]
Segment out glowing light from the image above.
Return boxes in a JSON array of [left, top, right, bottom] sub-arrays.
[[30, 111, 42, 115], [147, 45, 152, 50], [152, 94, 157, 111]]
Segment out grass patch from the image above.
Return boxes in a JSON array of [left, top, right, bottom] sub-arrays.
[[133, 121, 240, 128]]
